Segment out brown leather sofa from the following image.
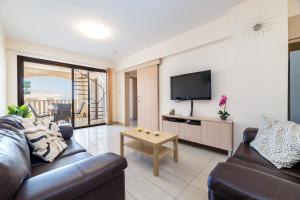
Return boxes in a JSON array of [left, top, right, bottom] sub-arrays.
[[208, 128, 300, 200], [0, 116, 127, 200]]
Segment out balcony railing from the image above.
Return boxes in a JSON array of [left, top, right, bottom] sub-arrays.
[[25, 99, 73, 115]]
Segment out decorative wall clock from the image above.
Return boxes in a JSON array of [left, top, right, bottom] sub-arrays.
[[244, 15, 273, 38]]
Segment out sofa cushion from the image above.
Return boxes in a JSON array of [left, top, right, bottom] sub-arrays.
[[30, 138, 86, 166], [281, 162, 300, 179], [23, 125, 67, 162], [20, 118, 68, 162], [208, 162, 300, 200], [0, 123, 31, 200], [31, 151, 92, 176], [233, 143, 276, 169], [250, 116, 300, 169], [228, 157, 300, 184]]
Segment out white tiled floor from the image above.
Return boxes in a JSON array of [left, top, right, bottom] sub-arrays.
[[74, 125, 227, 200]]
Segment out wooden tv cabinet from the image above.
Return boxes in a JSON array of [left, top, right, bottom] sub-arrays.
[[162, 114, 233, 156]]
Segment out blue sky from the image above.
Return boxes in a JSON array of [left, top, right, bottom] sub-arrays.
[[25, 76, 72, 99]]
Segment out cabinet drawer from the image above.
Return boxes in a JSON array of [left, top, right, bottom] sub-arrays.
[[179, 123, 201, 143], [162, 120, 180, 136], [201, 121, 232, 151]]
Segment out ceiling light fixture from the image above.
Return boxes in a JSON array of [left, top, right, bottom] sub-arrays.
[[78, 21, 110, 39]]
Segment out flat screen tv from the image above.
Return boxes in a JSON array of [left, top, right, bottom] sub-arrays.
[[170, 70, 211, 100]]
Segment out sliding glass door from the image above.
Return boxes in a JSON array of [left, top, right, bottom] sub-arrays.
[[18, 56, 106, 128], [23, 61, 73, 124], [73, 69, 106, 128], [73, 69, 90, 127], [88, 70, 106, 126]]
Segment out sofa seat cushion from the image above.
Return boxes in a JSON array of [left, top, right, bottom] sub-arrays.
[[228, 157, 300, 184], [281, 162, 300, 179], [208, 162, 300, 200], [31, 138, 86, 166], [233, 143, 276, 169], [31, 152, 92, 176]]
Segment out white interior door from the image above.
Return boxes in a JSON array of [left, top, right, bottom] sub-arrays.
[[137, 65, 159, 130]]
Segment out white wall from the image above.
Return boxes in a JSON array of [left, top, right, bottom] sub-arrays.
[[228, 0, 288, 147], [289, 0, 300, 16], [160, 38, 233, 121], [113, 71, 125, 123], [116, 16, 232, 71], [6, 39, 114, 105], [114, 0, 288, 149], [113, 16, 233, 123], [0, 25, 6, 115]]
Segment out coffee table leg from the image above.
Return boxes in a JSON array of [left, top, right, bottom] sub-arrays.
[[153, 145, 159, 176], [120, 134, 124, 157], [173, 138, 178, 162]]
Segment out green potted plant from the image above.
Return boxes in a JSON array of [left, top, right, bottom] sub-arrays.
[[7, 105, 32, 118], [217, 95, 230, 120]]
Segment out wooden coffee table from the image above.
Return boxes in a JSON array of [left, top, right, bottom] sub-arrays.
[[120, 128, 178, 176]]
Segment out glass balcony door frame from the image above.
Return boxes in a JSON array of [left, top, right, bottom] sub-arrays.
[[17, 55, 106, 129]]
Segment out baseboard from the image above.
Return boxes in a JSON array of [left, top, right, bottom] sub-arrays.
[[110, 122, 125, 125]]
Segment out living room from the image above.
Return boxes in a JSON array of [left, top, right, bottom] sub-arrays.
[[0, 0, 299, 200]]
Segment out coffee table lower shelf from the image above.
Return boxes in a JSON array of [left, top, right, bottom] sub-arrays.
[[124, 140, 173, 159]]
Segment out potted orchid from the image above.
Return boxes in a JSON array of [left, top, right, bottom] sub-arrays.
[[218, 95, 230, 120]]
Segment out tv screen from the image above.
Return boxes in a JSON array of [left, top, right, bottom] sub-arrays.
[[170, 70, 211, 100]]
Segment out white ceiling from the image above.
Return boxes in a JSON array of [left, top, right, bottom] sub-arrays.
[[0, 0, 245, 61]]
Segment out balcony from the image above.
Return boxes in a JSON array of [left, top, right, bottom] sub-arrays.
[[22, 61, 107, 128]]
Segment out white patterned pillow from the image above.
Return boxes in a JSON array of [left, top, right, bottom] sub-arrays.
[[258, 116, 280, 131], [20, 118, 36, 129], [20, 118, 67, 162], [250, 116, 300, 169]]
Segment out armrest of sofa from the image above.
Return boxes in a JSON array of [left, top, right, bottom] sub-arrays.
[[58, 124, 73, 139], [243, 128, 258, 144], [208, 162, 300, 200], [15, 153, 127, 200]]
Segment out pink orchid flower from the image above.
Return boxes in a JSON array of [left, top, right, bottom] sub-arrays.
[[219, 95, 227, 107]]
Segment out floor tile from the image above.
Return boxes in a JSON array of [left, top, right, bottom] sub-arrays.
[[126, 174, 174, 200], [199, 161, 219, 177], [126, 191, 137, 200], [176, 184, 208, 200], [190, 174, 209, 192], [159, 157, 199, 182], [212, 153, 228, 163], [126, 156, 152, 173], [125, 165, 140, 180], [141, 168, 188, 197], [175, 153, 211, 172]]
